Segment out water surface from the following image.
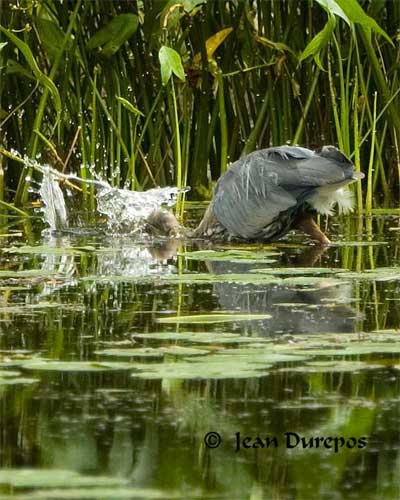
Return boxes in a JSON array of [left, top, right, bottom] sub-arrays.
[[0, 213, 400, 499]]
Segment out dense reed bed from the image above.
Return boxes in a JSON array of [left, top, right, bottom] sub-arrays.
[[0, 0, 399, 214]]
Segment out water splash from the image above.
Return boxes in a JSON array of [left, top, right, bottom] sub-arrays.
[[96, 184, 186, 231], [39, 166, 68, 231], [20, 154, 187, 232]]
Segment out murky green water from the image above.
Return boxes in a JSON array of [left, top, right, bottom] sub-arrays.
[[1, 213, 400, 499]]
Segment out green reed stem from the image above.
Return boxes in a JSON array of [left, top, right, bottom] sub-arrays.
[[366, 91, 378, 220], [15, 0, 82, 206], [217, 70, 228, 174]]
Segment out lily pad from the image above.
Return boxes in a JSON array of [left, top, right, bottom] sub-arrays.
[[131, 348, 308, 380], [279, 360, 381, 373], [0, 269, 60, 278], [254, 267, 346, 275], [21, 361, 135, 372], [160, 273, 282, 285], [337, 268, 400, 282], [4, 245, 96, 255], [16, 487, 178, 498], [94, 346, 209, 357], [161, 346, 210, 356], [281, 277, 346, 288], [187, 350, 310, 364], [332, 241, 388, 247], [0, 370, 21, 377], [94, 348, 164, 358], [132, 331, 269, 344], [0, 468, 127, 488], [131, 360, 271, 380], [0, 376, 38, 385], [157, 313, 272, 324], [178, 249, 279, 263]]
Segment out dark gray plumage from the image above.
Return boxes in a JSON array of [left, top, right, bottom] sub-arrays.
[[195, 145, 363, 243]]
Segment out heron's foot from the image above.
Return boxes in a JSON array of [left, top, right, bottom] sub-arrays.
[[294, 213, 331, 245]]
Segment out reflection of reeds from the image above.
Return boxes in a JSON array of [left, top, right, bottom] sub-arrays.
[[0, 1, 399, 217]]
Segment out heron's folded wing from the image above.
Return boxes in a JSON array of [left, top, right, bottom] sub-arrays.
[[255, 147, 354, 187], [213, 161, 298, 239], [294, 157, 351, 187]]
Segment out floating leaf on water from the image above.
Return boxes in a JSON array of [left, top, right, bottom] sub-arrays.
[[187, 351, 310, 364], [16, 487, 178, 499], [371, 329, 400, 335], [281, 277, 346, 288], [254, 267, 346, 275], [131, 360, 271, 380], [0, 356, 50, 369], [0, 468, 128, 488], [0, 370, 21, 377], [160, 273, 282, 285], [279, 360, 381, 373], [178, 249, 279, 262], [130, 346, 309, 380], [332, 241, 388, 247], [337, 268, 400, 282], [0, 269, 60, 278], [162, 346, 210, 356], [4, 245, 96, 255], [157, 313, 272, 324], [132, 331, 269, 344], [21, 361, 135, 372], [0, 376, 39, 385], [95, 346, 209, 357], [271, 339, 400, 357], [334, 343, 400, 355], [94, 348, 163, 358]]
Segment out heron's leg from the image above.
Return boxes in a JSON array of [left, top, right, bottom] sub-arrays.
[[294, 212, 331, 245]]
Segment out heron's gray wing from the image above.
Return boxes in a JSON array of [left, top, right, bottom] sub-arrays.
[[213, 155, 298, 239], [256, 147, 354, 187], [295, 157, 353, 187]]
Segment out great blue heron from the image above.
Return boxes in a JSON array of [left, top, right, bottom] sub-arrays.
[[193, 145, 364, 244], [147, 145, 364, 244]]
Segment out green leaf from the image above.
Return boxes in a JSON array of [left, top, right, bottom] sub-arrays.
[[116, 96, 144, 116], [255, 35, 296, 56], [22, 361, 134, 372], [0, 26, 61, 122], [0, 41, 7, 52], [86, 14, 139, 57], [0, 469, 126, 488], [158, 46, 185, 86], [300, 15, 336, 70], [336, 0, 392, 44], [95, 346, 210, 357], [6, 60, 36, 80], [158, 313, 272, 324], [316, 0, 350, 25], [36, 18, 67, 61], [132, 331, 268, 344]]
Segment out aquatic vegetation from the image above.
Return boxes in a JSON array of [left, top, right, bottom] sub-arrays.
[[1, 1, 400, 498], [0, 0, 399, 215]]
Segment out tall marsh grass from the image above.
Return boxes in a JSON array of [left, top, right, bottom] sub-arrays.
[[0, 0, 399, 215]]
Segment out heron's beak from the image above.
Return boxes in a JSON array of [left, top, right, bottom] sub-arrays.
[[352, 171, 365, 180]]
